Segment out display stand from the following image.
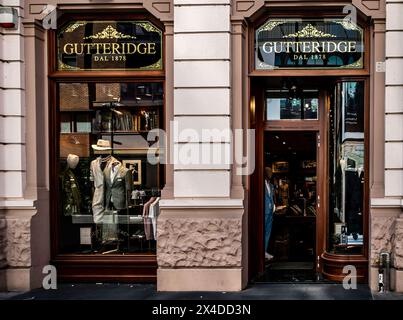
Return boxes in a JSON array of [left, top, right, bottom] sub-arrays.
[[95, 99, 128, 255]]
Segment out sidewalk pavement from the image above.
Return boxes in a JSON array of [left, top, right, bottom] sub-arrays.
[[1, 283, 402, 300]]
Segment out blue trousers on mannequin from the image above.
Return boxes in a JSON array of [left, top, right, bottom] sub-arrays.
[[264, 181, 275, 252]]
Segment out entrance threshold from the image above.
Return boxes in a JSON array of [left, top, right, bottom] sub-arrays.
[[252, 262, 334, 284]]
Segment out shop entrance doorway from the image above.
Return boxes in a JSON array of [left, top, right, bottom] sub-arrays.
[[249, 77, 329, 283], [260, 131, 319, 282]]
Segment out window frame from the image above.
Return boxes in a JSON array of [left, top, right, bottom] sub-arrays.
[[48, 12, 166, 282]]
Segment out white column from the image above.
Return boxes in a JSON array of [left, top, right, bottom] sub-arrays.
[[0, 0, 26, 198], [173, 0, 231, 197], [385, 0, 403, 198]]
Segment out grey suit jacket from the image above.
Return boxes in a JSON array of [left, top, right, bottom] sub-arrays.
[[104, 164, 132, 210], [90, 157, 107, 223]]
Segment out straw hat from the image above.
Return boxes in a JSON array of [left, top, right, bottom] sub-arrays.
[[91, 139, 111, 150]]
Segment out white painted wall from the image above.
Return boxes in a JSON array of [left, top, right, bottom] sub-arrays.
[[0, 1, 26, 198], [385, 0, 403, 197], [173, 0, 231, 197]]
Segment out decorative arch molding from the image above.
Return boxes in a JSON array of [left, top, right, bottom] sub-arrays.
[[24, 0, 173, 23], [231, 0, 385, 21]]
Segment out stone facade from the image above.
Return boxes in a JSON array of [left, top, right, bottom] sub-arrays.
[[0, 0, 402, 293], [0, 218, 7, 269], [5, 218, 31, 267], [371, 217, 396, 265], [158, 218, 242, 267], [394, 218, 403, 269]]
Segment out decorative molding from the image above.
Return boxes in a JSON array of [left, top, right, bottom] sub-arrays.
[[63, 21, 86, 33], [232, 0, 265, 20], [260, 20, 286, 32], [236, 1, 255, 12], [83, 25, 136, 40], [362, 0, 380, 10], [152, 2, 170, 13], [0, 199, 36, 209], [143, 0, 173, 22], [137, 22, 161, 34], [24, 1, 173, 23], [334, 20, 363, 32], [231, 1, 385, 21], [344, 57, 364, 69], [371, 197, 403, 208], [352, 0, 386, 19], [283, 23, 337, 38]]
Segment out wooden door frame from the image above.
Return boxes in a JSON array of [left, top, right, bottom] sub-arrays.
[[252, 87, 325, 277], [246, 6, 372, 284], [249, 78, 370, 281]]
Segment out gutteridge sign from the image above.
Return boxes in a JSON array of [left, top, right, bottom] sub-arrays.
[[255, 19, 364, 69]]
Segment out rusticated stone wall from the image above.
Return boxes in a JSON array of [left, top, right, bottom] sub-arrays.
[[394, 218, 403, 269], [0, 218, 7, 269], [371, 216, 395, 265], [5, 218, 31, 267], [157, 218, 242, 267]]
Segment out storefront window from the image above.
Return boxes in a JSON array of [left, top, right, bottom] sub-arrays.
[[58, 82, 163, 254], [328, 81, 365, 254], [266, 89, 319, 120]]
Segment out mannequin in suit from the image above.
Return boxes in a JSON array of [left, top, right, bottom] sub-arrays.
[[104, 159, 132, 211]]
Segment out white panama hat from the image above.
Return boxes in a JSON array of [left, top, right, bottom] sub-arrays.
[[92, 139, 112, 151]]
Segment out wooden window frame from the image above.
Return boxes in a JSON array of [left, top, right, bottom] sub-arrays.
[[48, 12, 166, 282]]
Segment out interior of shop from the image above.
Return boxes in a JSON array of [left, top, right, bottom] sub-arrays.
[[261, 131, 318, 282]]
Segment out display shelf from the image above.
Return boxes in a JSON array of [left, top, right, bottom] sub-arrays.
[[72, 214, 148, 224], [94, 130, 151, 135], [60, 109, 95, 112], [93, 147, 161, 155]]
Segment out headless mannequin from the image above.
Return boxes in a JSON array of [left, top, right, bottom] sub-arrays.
[[61, 154, 81, 216], [100, 154, 111, 171]]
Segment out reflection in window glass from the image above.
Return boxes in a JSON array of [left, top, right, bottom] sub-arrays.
[[76, 114, 92, 133], [303, 98, 318, 120], [58, 82, 163, 255], [328, 81, 365, 255], [60, 114, 71, 133], [266, 90, 319, 120]]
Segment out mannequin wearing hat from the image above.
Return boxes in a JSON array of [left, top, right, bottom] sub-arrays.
[[90, 139, 132, 224], [60, 154, 81, 216]]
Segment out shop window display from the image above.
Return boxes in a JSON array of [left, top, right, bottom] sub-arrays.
[[328, 81, 365, 254], [58, 82, 163, 254]]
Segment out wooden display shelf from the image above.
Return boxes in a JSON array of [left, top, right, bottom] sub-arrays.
[[71, 214, 147, 224], [93, 147, 161, 155], [95, 130, 151, 135]]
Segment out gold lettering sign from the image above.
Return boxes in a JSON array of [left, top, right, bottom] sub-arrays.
[[57, 21, 163, 71], [255, 19, 364, 69]]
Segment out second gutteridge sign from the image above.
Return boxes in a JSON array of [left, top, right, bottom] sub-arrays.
[[255, 19, 364, 69]]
